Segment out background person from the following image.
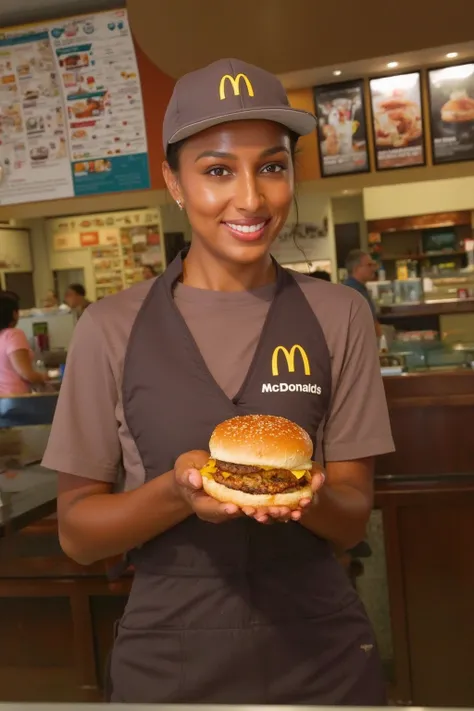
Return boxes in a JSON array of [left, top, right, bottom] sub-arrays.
[[0, 293, 48, 395], [343, 249, 382, 337], [64, 283, 91, 318], [43, 58, 394, 705], [142, 265, 157, 280]]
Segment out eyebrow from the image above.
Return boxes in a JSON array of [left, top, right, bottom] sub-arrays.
[[194, 145, 290, 163]]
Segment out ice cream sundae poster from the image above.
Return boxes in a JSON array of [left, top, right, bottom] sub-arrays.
[[428, 63, 474, 165], [369, 72, 425, 171], [314, 79, 369, 177]]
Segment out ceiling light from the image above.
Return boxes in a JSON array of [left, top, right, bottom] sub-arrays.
[[387, 61, 399, 69], [333, 70, 342, 77], [446, 52, 459, 59]]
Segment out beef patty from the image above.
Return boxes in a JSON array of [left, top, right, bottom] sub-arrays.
[[214, 460, 308, 495]]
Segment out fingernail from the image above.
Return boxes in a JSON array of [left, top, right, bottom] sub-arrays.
[[224, 505, 235, 514], [188, 472, 200, 488], [319, 471, 326, 484], [257, 517, 266, 523]]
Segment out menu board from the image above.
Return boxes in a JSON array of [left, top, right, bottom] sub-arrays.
[[369, 72, 425, 170], [428, 63, 474, 165], [0, 9, 150, 206], [0, 29, 73, 205], [314, 80, 369, 177]]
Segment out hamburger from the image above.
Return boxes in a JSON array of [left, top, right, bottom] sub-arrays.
[[200, 414, 313, 509]]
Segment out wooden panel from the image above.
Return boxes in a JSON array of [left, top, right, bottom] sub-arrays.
[[368, 210, 472, 233], [377, 404, 474, 476], [0, 597, 73, 667], [398, 503, 474, 706]]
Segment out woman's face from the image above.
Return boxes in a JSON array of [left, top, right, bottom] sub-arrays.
[[163, 120, 295, 265]]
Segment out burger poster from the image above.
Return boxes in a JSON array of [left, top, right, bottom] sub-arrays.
[[369, 72, 425, 170], [428, 63, 474, 164], [314, 80, 369, 177]]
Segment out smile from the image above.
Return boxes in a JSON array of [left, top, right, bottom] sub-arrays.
[[222, 219, 270, 242]]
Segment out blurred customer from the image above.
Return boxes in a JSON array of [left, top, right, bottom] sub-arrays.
[[65, 283, 91, 318], [343, 250, 381, 337], [0, 293, 48, 395], [43, 289, 59, 308], [142, 265, 157, 280]]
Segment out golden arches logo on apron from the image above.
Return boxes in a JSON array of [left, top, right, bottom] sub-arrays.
[[219, 73, 255, 100], [271, 345, 311, 377]]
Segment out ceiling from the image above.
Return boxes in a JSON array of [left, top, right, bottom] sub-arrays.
[[0, 0, 123, 28], [127, 0, 474, 82]]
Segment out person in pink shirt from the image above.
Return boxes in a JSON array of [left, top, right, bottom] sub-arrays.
[[0, 293, 48, 396]]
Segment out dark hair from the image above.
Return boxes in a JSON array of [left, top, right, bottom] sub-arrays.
[[143, 264, 157, 275], [67, 283, 86, 297], [0, 293, 19, 331], [166, 129, 300, 172], [345, 249, 367, 274], [310, 270, 331, 282]]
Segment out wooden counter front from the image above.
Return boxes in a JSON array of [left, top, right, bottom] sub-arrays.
[[378, 370, 474, 477]]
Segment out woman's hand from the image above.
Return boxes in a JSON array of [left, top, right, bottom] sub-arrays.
[[174, 450, 242, 524]]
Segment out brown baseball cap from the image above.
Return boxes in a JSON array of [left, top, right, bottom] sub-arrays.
[[162, 58, 316, 152]]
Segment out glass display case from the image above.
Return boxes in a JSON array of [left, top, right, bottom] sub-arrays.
[[393, 278, 423, 304]]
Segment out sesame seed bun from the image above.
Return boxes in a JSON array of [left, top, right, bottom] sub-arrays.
[[209, 414, 313, 470], [202, 475, 313, 510]]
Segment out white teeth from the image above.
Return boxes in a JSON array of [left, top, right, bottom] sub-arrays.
[[227, 222, 265, 234]]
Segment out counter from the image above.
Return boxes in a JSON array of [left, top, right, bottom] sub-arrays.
[[0, 372, 473, 706], [0, 468, 57, 538]]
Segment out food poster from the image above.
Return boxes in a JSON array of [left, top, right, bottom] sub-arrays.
[[0, 9, 150, 206], [369, 72, 425, 170], [428, 63, 474, 165], [51, 9, 150, 196], [0, 29, 73, 204], [314, 80, 369, 177]]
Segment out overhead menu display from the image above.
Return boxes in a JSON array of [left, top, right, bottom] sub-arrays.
[[314, 80, 369, 177], [428, 63, 474, 165], [369, 72, 425, 171], [0, 9, 150, 206]]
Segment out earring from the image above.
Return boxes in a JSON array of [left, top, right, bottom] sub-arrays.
[[176, 199, 184, 210]]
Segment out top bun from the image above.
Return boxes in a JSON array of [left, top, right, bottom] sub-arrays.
[[209, 414, 313, 470]]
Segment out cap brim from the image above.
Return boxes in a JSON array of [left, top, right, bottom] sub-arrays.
[[166, 107, 316, 146]]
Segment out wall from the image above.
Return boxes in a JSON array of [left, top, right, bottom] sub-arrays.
[[331, 194, 368, 250], [274, 185, 337, 275], [363, 175, 474, 221]]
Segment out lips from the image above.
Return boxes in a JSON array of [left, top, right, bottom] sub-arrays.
[[222, 218, 270, 242]]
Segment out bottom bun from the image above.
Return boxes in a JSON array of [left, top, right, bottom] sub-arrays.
[[202, 476, 312, 510]]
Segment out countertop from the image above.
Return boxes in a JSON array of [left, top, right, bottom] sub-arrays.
[[0, 466, 57, 538], [0, 706, 471, 711]]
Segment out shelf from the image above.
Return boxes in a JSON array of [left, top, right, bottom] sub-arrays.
[[381, 251, 466, 261]]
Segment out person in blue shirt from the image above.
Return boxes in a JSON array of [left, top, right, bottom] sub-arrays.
[[343, 249, 382, 338]]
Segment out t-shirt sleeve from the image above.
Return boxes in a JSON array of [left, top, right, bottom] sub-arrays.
[[5, 328, 30, 354], [42, 310, 121, 482], [323, 299, 394, 462]]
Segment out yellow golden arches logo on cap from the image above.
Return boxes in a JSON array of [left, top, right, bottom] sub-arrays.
[[271, 345, 311, 377], [219, 73, 255, 100]]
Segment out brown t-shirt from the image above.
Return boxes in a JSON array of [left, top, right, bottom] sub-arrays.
[[42, 273, 394, 490]]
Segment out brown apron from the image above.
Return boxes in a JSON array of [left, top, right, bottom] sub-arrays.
[[109, 252, 386, 704]]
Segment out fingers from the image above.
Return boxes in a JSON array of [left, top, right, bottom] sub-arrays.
[[311, 468, 326, 494], [175, 466, 202, 491], [192, 491, 241, 523]]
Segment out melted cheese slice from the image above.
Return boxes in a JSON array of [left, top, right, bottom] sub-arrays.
[[199, 459, 310, 480]]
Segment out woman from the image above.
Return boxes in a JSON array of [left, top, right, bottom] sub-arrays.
[[142, 264, 157, 280], [43, 58, 394, 704], [0, 292, 48, 395]]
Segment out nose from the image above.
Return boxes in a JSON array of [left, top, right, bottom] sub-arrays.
[[234, 170, 263, 214]]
